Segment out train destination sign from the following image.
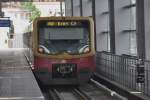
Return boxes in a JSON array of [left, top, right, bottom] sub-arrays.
[[0, 19, 11, 27], [38, 20, 89, 28], [47, 21, 82, 26]]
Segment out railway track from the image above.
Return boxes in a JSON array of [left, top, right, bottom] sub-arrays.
[[42, 79, 126, 100], [48, 87, 90, 100], [78, 80, 123, 100], [24, 51, 124, 100], [25, 50, 127, 100]]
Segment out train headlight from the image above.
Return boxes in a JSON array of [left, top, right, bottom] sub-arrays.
[[83, 47, 89, 53], [38, 47, 44, 53], [79, 45, 89, 53]]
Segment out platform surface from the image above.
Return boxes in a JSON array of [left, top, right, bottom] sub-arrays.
[[0, 49, 44, 100]]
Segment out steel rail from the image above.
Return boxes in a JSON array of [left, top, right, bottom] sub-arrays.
[[73, 88, 91, 100], [90, 79, 128, 100], [48, 89, 63, 100]]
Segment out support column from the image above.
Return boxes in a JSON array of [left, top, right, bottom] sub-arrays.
[[92, 0, 96, 21], [109, 0, 115, 54], [136, 0, 145, 60], [71, 0, 73, 16], [92, 0, 96, 50], [80, 0, 83, 16], [60, 0, 63, 16]]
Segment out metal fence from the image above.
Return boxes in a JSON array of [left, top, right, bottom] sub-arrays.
[[96, 51, 150, 96]]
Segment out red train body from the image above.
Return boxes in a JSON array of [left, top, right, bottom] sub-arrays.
[[34, 56, 95, 85]]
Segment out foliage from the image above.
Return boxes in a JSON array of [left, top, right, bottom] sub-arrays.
[[21, 2, 41, 22]]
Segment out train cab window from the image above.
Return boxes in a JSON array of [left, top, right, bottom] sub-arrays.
[[37, 20, 90, 55]]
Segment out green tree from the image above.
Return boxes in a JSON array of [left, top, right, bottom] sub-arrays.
[[21, 2, 41, 22]]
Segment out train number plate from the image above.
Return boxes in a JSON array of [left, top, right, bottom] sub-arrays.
[[52, 64, 77, 78]]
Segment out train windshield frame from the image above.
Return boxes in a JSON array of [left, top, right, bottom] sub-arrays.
[[37, 20, 91, 55]]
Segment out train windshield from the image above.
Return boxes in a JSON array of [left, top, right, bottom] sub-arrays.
[[37, 20, 90, 55]]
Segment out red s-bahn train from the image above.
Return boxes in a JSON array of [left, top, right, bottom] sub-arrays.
[[24, 17, 95, 85]]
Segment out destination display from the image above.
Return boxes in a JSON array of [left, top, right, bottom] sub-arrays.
[[47, 21, 82, 26], [38, 20, 89, 28]]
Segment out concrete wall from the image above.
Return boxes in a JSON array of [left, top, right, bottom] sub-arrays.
[[65, 0, 72, 16], [73, 0, 80, 16], [65, 0, 137, 55], [144, 0, 150, 60], [82, 0, 92, 16], [95, 0, 109, 51], [114, 0, 134, 55]]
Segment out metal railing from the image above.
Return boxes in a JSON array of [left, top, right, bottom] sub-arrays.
[[96, 51, 150, 96]]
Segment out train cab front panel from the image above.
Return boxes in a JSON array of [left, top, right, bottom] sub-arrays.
[[33, 56, 95, 85], [32, 17, 95, 85]]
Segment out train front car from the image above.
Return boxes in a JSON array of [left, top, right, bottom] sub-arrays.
[[33, 17, 95, 85]]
